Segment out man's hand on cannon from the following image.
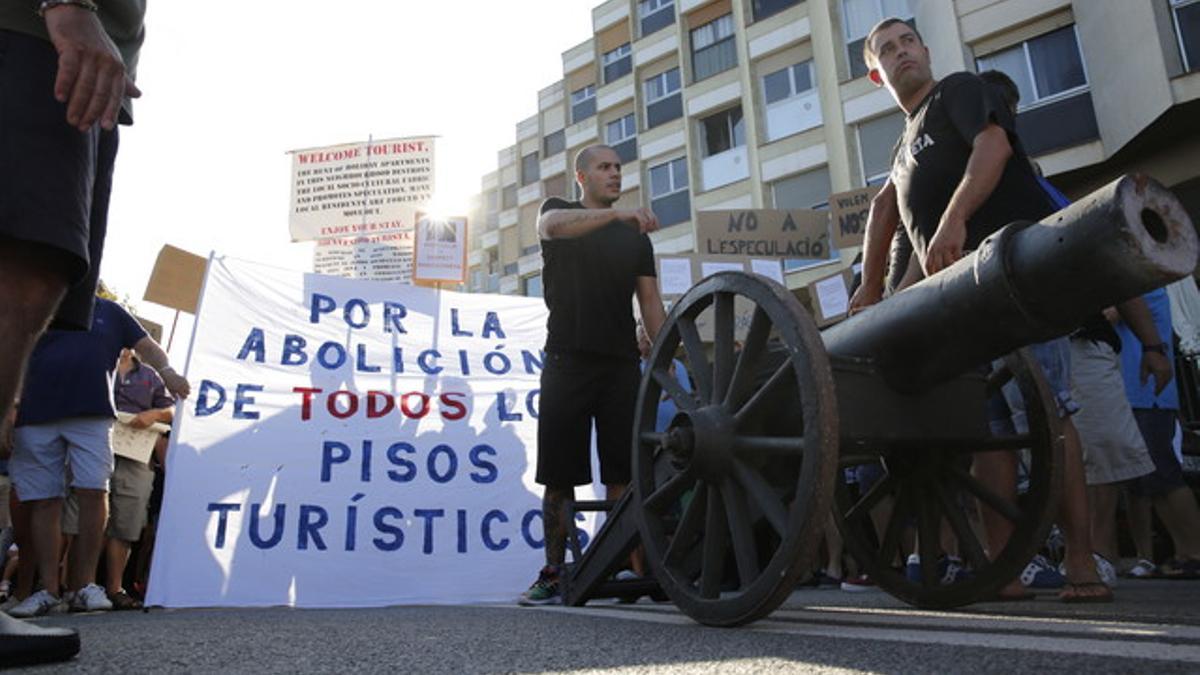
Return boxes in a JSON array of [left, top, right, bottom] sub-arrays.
[[43, 2, 141, 132], [848, 282, 883, 315], [924, 215, 967, 276]]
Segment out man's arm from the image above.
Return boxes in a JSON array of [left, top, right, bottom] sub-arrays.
[[849, 181, 899, 314], [635, 276, 667, 343], [924, 123, 1012, 275], [43, 3, 141, 131], [127, 405, 173, 430], [1115, 296, 1173, 394], [539, 207, 659, 240], [133, 335, 191, 399]]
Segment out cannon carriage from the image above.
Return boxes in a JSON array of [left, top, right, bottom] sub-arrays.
[[561, 175, 1199, 626]]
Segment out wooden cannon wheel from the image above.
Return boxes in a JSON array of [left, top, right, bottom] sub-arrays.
[[834, 350, 1065, 608], [633, 272, 838, 627]]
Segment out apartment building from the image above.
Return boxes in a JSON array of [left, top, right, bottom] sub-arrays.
[[465, 0, 1200, 297]]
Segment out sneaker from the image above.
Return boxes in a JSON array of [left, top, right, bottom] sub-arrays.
[[0, 611, 81, 667], [0, 596, 19, 614], [1021, 554, 1066, 589], [840, 574, 878, 592], [7, 590, 66, 618], [1124, 559, 1158, 579], [906, 554, 971, 585], [107, 589, 143, 611], [518, 566, 561, 606], [70, 583, 113, 612]]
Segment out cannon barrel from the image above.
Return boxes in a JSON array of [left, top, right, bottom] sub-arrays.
[[822, 174, 1198, 393]]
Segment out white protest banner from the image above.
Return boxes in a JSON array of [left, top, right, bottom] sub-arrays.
[[413, 215, 468, 284], [147, 256, 599, 608], [289, 136, 435, 242], [313, 230, 414, 283]]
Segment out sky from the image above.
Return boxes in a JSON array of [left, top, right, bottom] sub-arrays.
[[101, 1, 601, 352]]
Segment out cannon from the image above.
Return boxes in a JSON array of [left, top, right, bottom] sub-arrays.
[[561, 174, 1199, 626]]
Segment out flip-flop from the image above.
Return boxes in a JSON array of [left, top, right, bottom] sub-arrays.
[[1060, 581, 1113, 603], [992, 587, 1036, 601]]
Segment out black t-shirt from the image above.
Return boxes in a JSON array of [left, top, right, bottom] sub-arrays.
[[890, 72, 1055, 261], [539, 198, 657, 360]]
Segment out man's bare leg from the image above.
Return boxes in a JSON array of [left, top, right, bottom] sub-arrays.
[[542, 486, 573, 568], [0, 243, 70, 425], [27, 499, 64, 598], [1088, 483, 1120, 563], [1127, 491, 1155, 562], [1058, 421, 1107, 598], [1154, 487, 1200, 560], [66, 488, 107, 593], [104, 538, 131, 595]]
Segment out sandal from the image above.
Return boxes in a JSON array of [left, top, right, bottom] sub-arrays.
[[1161, 557, 1200, 580], [1060, 581, 1113, 603]]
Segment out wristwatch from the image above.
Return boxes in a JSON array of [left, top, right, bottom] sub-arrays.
[[37, 0, 99, 17], [1142, 343, 1168, 355]]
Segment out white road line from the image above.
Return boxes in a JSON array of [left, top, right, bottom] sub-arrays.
[[523, 605, 1200, 664], [621, 601, 1200, 641]]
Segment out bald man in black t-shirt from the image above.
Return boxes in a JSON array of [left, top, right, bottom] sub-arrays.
[[518, 144, 667, 605], [848, 18, 1110, 603]]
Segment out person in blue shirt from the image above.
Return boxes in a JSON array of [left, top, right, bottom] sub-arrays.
[[1118, 288, 1200, 578], [637, 324, 691, 432]]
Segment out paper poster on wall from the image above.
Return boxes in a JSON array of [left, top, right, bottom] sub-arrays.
[[809, 269, 853, 326], [313, 230, 414, 283], [658, 258, 694, 296], [413, 215, 468, 284]]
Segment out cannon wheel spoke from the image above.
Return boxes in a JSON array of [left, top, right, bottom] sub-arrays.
[[644, 468, 697, 514], [712, 292, 735, 405], [844, 471, 894, 524], [724, 306, 771, 410], [950, 466, 1023, 523], [734, 434, 805, 456], [677, 317, 713, 404], [934, 475, 989, 571], [721, 480, 760, 590], [653, 368, 699, 413], [916, 484, 941, 589], [986, 362, 1013, 397], [664, 481, 708, 568], [875, 479, 909, 569], [732, 458, 788, 537], [699, 484, 729, 599], [734, 360, 792, 425]]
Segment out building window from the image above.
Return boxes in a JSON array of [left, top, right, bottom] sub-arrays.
[[543, 174, 567, 199], [544, 129, 566, 157], [501, 184, 518, 210], [855, 111, 904, 185], [752, 0, 800, 22], [761, 59, 821, 141], [644, 67, 684, 128], [771, 166, 832, 210], [700, 107, 745, 157], [521, 244, 540, 256], [503, 262, 519, 277], [522, 274, 543, 298], [649, 157, 690, 227], [603, 43, 633, 84], [976, 25, 1099, 155], [520, 152, 540, 186], [1174, 0, 1200, 72], [691, 14, 737, 81], [639, 0, 675, 36], [606, 113, 638, 164], [571, 84, 597, 123], [842, 0, 913, 80]]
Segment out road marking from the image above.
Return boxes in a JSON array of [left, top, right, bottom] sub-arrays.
[[525, 604, 1200, 664]]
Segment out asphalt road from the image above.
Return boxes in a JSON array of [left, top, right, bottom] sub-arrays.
[[11, 579, 1200, 673]]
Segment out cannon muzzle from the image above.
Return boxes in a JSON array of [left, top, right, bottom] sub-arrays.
[[822, 174, 1198, 393]]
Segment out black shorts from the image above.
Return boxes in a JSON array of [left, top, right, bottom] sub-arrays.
[[535, 351, 640, 488], [0, 30, 119, 330], [1128, 407, 1185, 497]]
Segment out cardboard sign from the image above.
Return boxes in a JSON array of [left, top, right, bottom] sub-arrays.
[[830, 185, 882, 249], [143, 245, 208, 314], [807, 267, 855, 327], [696, 209, 830, 259]]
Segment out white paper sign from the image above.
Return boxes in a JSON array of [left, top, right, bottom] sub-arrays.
[[413, 216, 468, 283], [146, 256, 601, 608], [749, 259, 785, 285], [814, 274, 850, 319], [700, 262, 744, 278], [289, 137, 435, 242], [112, 412, 170, 464], [313, 230, 414, 282], [658, 258, 694, 296]]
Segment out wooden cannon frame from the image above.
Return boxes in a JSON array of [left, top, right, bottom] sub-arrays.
[[562, 175, 1199, 626]]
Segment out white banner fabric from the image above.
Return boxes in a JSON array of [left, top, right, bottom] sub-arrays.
[[289, 137, 434, 242], [147, 256, 599, 607]]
